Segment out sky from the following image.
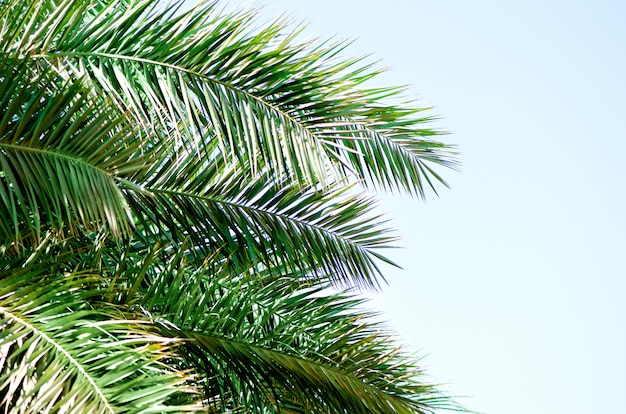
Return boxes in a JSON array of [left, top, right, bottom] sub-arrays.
[[203, 1, 626, 412]]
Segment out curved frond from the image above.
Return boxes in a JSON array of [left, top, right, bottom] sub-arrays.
[[4, 0, 457, 195], [0, 59, 141, 248], [126, 159, 398, 288], [127, 253, 455, 413], [0, 265, 199, 413], [0, 0, 462, 412]]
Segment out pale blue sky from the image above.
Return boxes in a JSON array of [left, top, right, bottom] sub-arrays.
[[206, 1, 626, 412]]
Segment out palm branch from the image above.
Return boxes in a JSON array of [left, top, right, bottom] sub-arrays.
[[0, 0, 463, 412], [0, 246, 198, 413], [116, 248, 458, 413]]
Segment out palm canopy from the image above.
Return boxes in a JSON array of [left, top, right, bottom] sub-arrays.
[[0, 0, 461, 412]]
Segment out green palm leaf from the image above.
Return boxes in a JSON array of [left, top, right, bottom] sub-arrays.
[[124, 251, 457, 413], [5, 0, 456, 194], [0, 258, 199, 413], [0, 59, 142, 248], [0, 0, 463, 412], [126, 158, 398, 287]]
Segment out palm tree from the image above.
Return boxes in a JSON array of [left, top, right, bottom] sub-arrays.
[[0, 0, 460, 412]]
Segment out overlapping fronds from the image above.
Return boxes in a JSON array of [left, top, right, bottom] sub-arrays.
[[0, 59, 141, 249], [2, 0, 456, 193], [126, 252, 454, 413], [0, 255, 199, 413], [0, 0, 461, 412], [0, 0, 452, 286], [126, 155, 399, 288]]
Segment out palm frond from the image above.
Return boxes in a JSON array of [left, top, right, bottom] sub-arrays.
[[0, 58, 143, 249], [125, 252, 455, 413], [0, 1, 463, 412], [5, 0, 457, 195], [125, 157, 398, 288], [0, 262, 199, 413]]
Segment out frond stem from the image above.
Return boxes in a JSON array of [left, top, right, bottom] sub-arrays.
[[150, 187, 384, 252], [32, 51, 318, 140], [0, 142, 116, 178]]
